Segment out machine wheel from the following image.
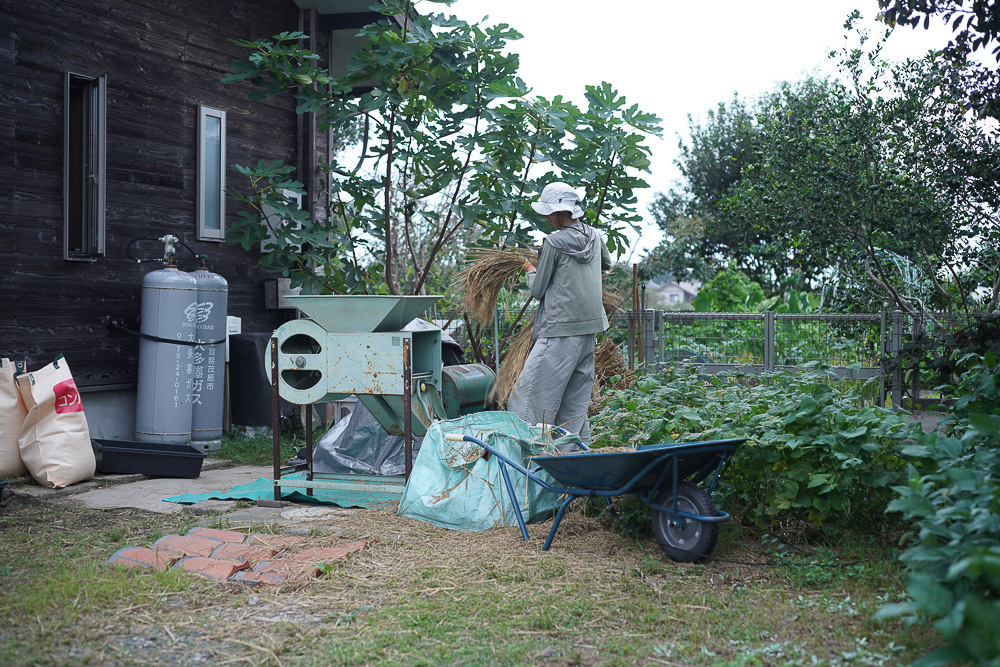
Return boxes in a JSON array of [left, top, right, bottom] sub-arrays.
[[651, 481, 718, 562]]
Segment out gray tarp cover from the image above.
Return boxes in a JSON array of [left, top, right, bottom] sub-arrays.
[[311, 401, 421, 477]]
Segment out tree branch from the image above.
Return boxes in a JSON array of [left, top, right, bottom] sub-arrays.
[[413, 94, 484, 294], [504, 123, 541, 238], [939, 258, 971, 316], [864, 244, 914, 315], [462, 310, 488, 365], [383, 107, 401, 296], [593, 153, 619, 225]]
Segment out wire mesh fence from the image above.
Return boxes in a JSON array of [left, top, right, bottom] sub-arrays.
[[424, 305, 992, 408], [887, 311, 997, 408]]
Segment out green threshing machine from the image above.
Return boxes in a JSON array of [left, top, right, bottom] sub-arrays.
[[268, 295, 496, 505]]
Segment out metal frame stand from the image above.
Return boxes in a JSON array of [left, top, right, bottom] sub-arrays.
[[270, 337, 412, 506]]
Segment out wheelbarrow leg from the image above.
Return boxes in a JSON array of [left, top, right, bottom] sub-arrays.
[[497, 460, 530, 542], [543, 496, 577, 551]]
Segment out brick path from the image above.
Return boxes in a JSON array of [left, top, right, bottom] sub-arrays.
[[108, 526, 370, 584]]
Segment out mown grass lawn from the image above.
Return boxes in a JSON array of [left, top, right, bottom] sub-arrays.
[[0, 482, 939, 667]]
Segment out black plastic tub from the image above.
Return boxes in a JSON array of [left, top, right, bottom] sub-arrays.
[[92, 439, 206, 478]]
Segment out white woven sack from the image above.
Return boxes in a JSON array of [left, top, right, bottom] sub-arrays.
[[0, 358, 28, 477], [16, 356, 95, 488]]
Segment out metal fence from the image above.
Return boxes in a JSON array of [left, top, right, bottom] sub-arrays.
[[621, 311, 885, 404], [425, 305, 991, 408], [885, 310, 993, 409]]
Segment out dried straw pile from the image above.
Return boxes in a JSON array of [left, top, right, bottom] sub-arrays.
[[589, 337, 634, 415], [602, 290, 625, 318], [454, 248, 538, 327], [488, 314, 536, 408], [489, 311, 633, 413]]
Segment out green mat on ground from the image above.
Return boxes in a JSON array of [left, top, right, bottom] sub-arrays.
[[163, 472, 401, 509]]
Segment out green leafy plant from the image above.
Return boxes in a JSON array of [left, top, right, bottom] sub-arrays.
[[876, 355, 1000, 666], [590, 363, 911, 530], [691, 267, 765, 313], [223, 3, 660, 296], [886, 316, 1000, 410]]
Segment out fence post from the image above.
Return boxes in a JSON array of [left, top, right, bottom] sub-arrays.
[[627, 310, 635, 372], [890, 311, 903, 407], [911, 312, 923, 404], [655, 309, 664, 372], [641, 309, 656, 372], [630, 264, 639, 371], [764, 311, 775, 373], [879, 310, 887, 406]]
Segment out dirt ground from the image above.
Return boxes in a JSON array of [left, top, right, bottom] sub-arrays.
[[0, 408, 947, 666], [0, 489, 655, 665], [0, 476, 937, 667]]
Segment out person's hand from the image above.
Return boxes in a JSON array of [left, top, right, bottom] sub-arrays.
[[522, 257, 536, 272]]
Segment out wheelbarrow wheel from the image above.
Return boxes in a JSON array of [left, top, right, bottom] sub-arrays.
[[651, 481, 718, 562]]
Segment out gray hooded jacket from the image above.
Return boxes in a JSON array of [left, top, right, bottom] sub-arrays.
[[526, 222, 612, 338]]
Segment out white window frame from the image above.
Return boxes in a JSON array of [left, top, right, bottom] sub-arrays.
[[196, 105, 227, 241], [63, 71, 107, 260]]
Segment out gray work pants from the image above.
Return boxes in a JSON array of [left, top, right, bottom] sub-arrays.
[[505, 334, 595, 444]]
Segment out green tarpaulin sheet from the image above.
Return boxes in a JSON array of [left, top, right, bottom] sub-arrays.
[[163, 472, 400, 509]]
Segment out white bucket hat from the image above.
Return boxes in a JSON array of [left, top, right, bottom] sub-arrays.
[[530, 182, 585, 219]]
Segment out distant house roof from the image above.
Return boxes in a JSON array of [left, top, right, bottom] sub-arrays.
[[647, 280, 700, 304], [649, 280, 700, 298]]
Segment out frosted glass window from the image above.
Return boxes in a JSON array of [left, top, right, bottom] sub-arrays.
[[197, 106, 226, 241]]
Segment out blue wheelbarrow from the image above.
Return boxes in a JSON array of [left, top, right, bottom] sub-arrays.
[[444, 433, 745, 562]]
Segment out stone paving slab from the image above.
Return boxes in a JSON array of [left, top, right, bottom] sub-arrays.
[[10, 463, 370, 527], [57, 466, 273, 514], [6, 458, 236, 499]]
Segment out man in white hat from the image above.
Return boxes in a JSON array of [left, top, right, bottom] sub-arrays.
[[506, 182, 612, 444]]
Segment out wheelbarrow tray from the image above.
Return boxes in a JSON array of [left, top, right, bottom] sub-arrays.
[[444, 432, 745, 558], [531, 440, 740, 492]]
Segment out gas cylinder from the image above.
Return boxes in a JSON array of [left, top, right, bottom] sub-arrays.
[[135, 236, 199, 444], [188, 256, 228, 452]]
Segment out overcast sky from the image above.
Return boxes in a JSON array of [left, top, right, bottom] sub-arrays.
[[442, 0, 968, 259]]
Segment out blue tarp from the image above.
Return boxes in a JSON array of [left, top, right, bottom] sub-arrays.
[[397, 412, 568, 532]]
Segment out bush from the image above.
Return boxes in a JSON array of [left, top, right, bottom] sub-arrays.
[[590, 363, 911, 530], [876, 354, 1000, 667]]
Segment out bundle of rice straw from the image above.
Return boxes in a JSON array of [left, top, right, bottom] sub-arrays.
[[454, 248, 538, 327], [488, 314, 536, 408], [490, 322, 633, 414], [589, 338, 634, 415], [456, 247, 626, 327]]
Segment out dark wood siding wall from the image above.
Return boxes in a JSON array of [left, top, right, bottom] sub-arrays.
[[1, 0, 323, 387]]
